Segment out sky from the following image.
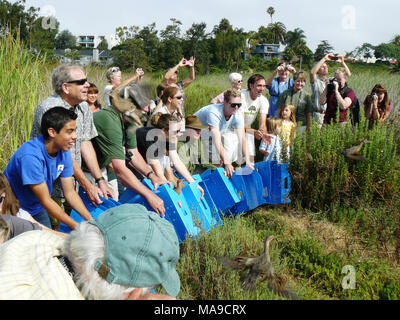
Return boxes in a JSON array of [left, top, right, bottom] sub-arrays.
[[21, 0, 399, 54]]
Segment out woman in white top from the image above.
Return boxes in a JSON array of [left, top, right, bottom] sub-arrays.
[[104, 67, 144, 106], [148, 86, 185, 131], [210, 73, 243, 104]]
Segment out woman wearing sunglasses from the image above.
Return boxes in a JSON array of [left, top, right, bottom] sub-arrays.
[[136, 114, 204, 198], [210, 73, 243, 104], [148, 86, 185, 131], [104, 67, 145, 106]]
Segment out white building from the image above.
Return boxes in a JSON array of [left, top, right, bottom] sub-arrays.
[[76, 34, 120, 50]]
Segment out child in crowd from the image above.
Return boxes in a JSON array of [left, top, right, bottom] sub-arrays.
[[259, 118, 282, 163], [278, 104, 297, 158]]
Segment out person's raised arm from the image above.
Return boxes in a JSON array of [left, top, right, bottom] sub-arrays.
[[266, 67, 279, 86], [310, 54, 333, 84], [182, 57, 196, 88], [162, 58, 186, 85], [338, 56, 352, 78]]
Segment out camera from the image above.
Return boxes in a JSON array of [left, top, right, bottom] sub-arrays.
[[327, 77, 339, 92], [330, 56, 339, 61], [371, 92, 377, 98]]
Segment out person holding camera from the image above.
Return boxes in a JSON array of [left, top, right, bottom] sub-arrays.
[[266, 61, 296, 118], [364, 84, 393, 129], [277, 71, 313, 136], [319, 67, 354, 126], [310, 55, 352, 128]]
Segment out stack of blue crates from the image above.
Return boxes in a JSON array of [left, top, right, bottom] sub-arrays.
[[58, 162, 291, 242]]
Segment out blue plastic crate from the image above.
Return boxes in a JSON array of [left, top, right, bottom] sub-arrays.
[[269, 162, 291, 204], [229, 167, 267, 215], [201, 168, 241, 214], [182, 180, 223, 231], [118, 184, 201, 243], [255, 161, 273, 202], [59, 191, 121, 234]]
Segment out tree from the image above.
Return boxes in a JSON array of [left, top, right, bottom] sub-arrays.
[[314, 40, 334, 61], [0, 0, 39, 41], [97, 39, 109, 51], [111, 38, 150, 71], [55, 30, 76, 49], [374, 43, 400, 61], [159, 18, 183, 69], [391, 34, 400, 47], [267, 22, 286, 45], [184, 22, 211, 73], [267, 6, 275, 24], [285, 28, 306, 48]]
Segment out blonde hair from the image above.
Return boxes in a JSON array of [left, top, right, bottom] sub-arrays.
[[0, 216, 10, 245], [335, 67, 348, 79], [223, 88, 242, 102], [266, 117, 282, 135], [278, 104, 297, 127]]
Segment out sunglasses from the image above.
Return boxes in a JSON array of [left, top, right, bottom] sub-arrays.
[[67, 78, 88, 85], [229, 102, 242, 108], [0, 196, 4, 205], [174, 96, 183, 100]]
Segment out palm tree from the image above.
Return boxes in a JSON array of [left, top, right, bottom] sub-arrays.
[[285, 28, 306, 48], [267, 22, 286, 45], [267, 7, 275, 24]]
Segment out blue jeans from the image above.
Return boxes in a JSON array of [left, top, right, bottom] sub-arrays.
[[33, 209, 52, 229]]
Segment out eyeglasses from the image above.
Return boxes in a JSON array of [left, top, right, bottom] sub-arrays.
[[236, 80, 243, 83], [66, 78, 88, 86], [229, 102, 242, 108]]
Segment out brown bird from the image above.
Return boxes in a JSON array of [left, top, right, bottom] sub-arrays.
[[342, 139, 371, 162], [217, 235, 298, 300]]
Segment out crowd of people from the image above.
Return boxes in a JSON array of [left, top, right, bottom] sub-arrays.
[[0, 54, 394, 300]]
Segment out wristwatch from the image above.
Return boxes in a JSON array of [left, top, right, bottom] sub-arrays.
[[95, 177, 105, 185], [146, 171, 154, 179]]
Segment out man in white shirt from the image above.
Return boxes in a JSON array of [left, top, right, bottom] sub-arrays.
[[195, 89, 253, 178], [240, 74, 269, 161]]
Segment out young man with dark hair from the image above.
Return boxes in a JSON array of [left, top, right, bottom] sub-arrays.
[[4, 107, 93, 229]]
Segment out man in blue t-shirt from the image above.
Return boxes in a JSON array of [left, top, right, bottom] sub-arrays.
[[194, 89, 253, 178], [4, 108, 93, 229]]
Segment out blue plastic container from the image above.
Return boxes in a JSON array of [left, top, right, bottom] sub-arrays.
[[119, 184, 201, 243], [230, 167, 267, 215], [200, 168, 241, 215], [182, 180, 223, 230], [58, 190, 121, 234], [255, 161, 273, 202], [269, 162, 291, 204]]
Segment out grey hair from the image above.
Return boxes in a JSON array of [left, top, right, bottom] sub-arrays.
[[62, 221, 152, 300], [106, 66, 121, 82], [52, 64, 83, 94], [229, 73, 242, 84]]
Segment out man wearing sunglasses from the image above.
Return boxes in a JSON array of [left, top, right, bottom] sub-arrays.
[[30, 65, 114, 226], [194, 89, 254, 178]]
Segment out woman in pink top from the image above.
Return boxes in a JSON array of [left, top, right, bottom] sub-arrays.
[[363, 84, 393, 129]]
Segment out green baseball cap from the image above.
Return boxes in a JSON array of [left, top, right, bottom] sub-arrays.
[[89, 204, 180, 297]]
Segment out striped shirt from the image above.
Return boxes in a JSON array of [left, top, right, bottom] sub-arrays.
[[0, 231, 84, 300]]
